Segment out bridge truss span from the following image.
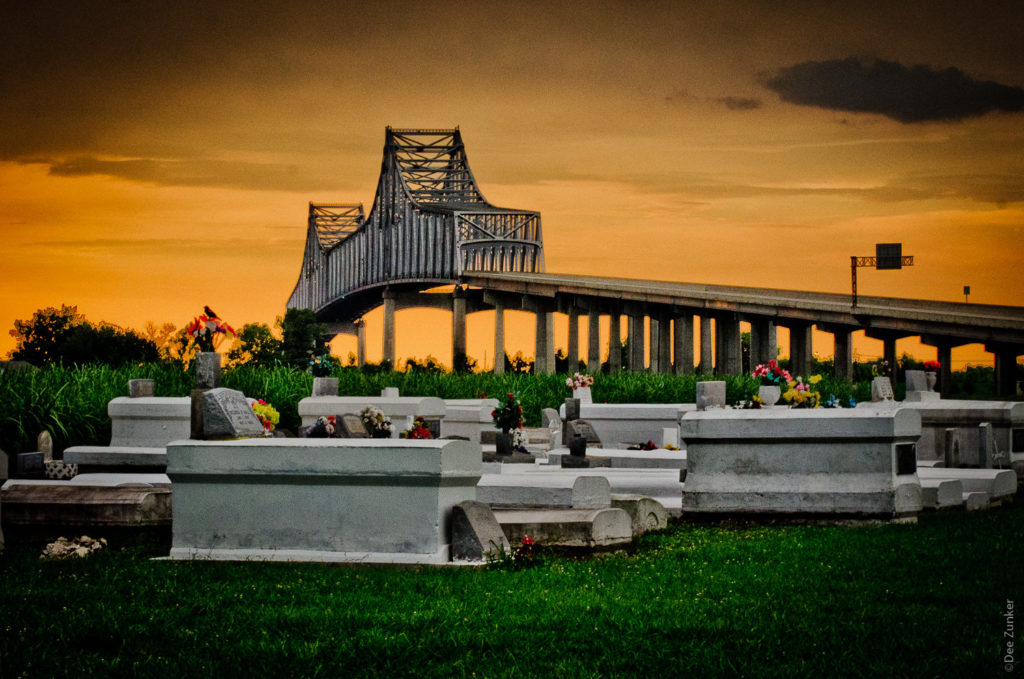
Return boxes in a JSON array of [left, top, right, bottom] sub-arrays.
[[288, 127, 544, 321]]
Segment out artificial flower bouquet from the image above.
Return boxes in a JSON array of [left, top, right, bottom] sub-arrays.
[[250, 399, 280, 431], [751, 360, 791, 386], [491, 392, 523, 434], [360, 406, 393, 438], [186, 310, 235, 352], [565, 372, 594, 390], [783, 374, 822, 408]]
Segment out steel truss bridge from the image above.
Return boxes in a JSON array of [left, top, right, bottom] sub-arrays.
[[288, 128, 1024, 395]]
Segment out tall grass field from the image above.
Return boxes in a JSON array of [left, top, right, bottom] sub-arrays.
[[0, 360, 930, 455]]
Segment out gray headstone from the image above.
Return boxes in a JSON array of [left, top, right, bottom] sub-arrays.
[[541, 408, 561, 429], [450, 500, 510, 561], [129, 379, 155, 398], [337, 414, 369, 438], [37, 431, 53, 462], [904, 370, 928, 393], [871, 377, 894, 402], [312, 377, 339, 397], [201, 388, 266, 439], [15, 452, 43, 476], [564, 398, 581, 422], [978, 422, 996, 468], [696, 381, 726, 410], [0, 447, 8, 483], [195, 351, 222, 390], [566, 420, 602, 448], [943, 427, 961, 468], [381, 387, 400, 398]]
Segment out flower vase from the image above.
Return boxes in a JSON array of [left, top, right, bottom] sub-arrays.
[[575, 386, 592, 404], [925, 372, 938, 392], [496, 432, 514, 456], [758, 385, 781, 406]]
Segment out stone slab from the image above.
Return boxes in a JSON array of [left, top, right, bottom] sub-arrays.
[[166, 438, 481, 564], [493, 466, 685, 516], [129, 379, 155, 398], [0, 483, 171, 526], [916, 467, 1017, 499], [558, 403, 696, 448], [492, 507, 633, 548], [450, 500, 510, 561], [63, 446, 168, 472], [610, 495, 669, 535], [560, 455, 611, 469], [919, 479, 964, 510], [477, 473, 611, 509], [546, 447, 686, 470], [964, 491, 991, 511]]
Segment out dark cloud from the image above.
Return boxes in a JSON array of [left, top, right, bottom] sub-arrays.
[[764, 58, 1024, 123], [45, 156, 339, 193], [717, 97, 762, 111]]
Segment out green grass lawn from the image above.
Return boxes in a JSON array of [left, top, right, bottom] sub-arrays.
[[2, 497, 1021, 678]]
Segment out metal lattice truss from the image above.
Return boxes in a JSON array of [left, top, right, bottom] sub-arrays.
[[310, 203, 365, 249], [287, 127, 544, 318]]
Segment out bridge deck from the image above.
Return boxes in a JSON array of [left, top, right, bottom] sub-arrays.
[[461, 271, 1024, 344]]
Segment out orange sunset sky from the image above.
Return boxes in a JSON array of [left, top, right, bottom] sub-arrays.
[[2, 1, 1022, 370]]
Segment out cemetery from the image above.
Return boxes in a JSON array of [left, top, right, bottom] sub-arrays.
[[1, 352, 1021, 677]]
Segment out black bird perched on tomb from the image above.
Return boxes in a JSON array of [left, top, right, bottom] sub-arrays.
[[204, 305, 218, 319]]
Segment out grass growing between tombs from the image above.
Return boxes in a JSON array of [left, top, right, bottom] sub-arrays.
[[2, 498, 1021, 678]]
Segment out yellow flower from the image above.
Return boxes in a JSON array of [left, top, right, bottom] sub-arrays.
[[809, 375, 822, 384]]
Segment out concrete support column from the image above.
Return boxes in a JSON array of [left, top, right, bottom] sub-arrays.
[[988, 344, 1021, 397], [452, 286, 467, 371], [587, 312, 601, 373], [749, 319, 777, 368], [649, 317, 661, 373], [492, 301, 505, 374], [608, 313, 622, 371], [382, 288, 396, 367], [789, 323, 813, 377], [937, 344, 952, 397], [567, 309, 580, 372], [699, 315, 713, 374], [534, 309, 555, 375], [673, 313, 694, 375], [718, 314, 742, 376], [883, 337, 897, 382], [831, 329, 853, 381], [657, 314, 672, 374], [355, 319, 366, 368], [628, 314, 645, 371]]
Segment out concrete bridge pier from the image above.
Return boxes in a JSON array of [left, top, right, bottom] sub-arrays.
[[649, 316, 661, 373], [921, 335, 964, 397], [787, 322, 813, 377], [529, 301, 555, 374], [715, 314, 742, 376], [492, 300, 505, 374], [748, 318, 778, 369], [987, 343, 1021, 396], [627, 311, 646, 371], [382, 288, 396, 367], [699, 315, 713, 374], [673, 313, 694, 375], [452, 286, 467, 370], [820, 324, 855, 381], [865, 329, 911, 381], [656, 312, 672, 374], [326, 319, 366, 367], [608, 312, 622, 371], [587, 312, 601, 373], [567, 309, 580, 372]]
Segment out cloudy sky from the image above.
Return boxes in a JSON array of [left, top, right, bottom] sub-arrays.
[[2, 1, 1022, 366]]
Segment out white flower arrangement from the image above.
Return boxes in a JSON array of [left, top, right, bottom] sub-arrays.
[[360, 405, 393, 438], [511, 428, 528, 452]]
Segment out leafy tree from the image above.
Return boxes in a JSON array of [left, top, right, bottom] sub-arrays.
[[59, 322, 159, 365], [143, 321, 180, 361], [278, 308, 329, 367], [8, 305, 85, 364], [227, 323, 282, 367]]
